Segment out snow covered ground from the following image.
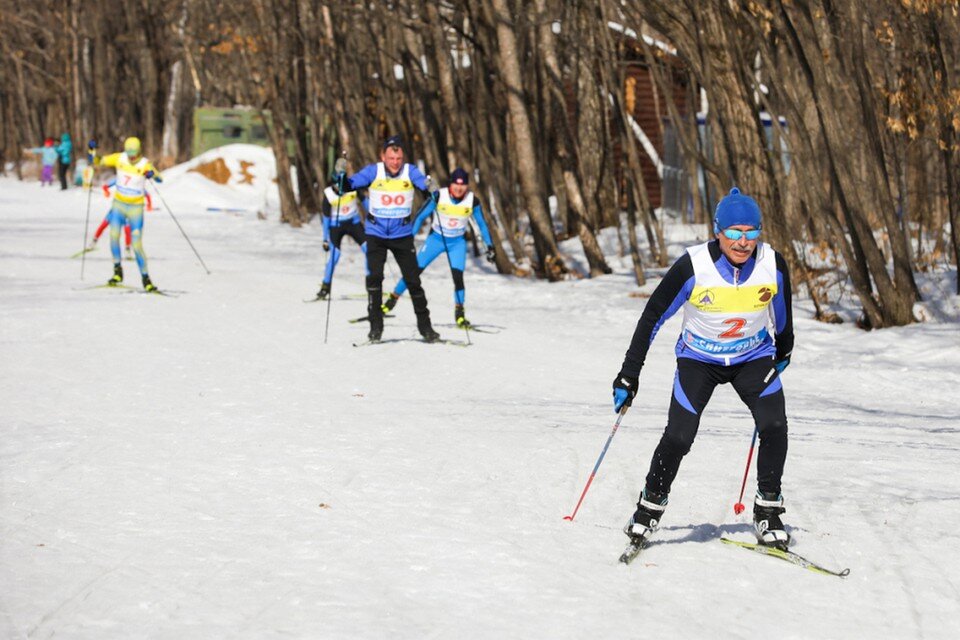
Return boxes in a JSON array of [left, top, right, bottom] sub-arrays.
[[2, 153, 960, 639]]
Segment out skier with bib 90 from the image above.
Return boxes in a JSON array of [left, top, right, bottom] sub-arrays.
[[88, 137, 163, 291], [613, 187, 794, 550], [336, 135, 439, 343]]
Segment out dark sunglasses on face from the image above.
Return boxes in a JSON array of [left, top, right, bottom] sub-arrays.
[[722, 228, 761, 241]]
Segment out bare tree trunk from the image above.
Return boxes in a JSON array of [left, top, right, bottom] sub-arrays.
[[232, 0, 304, 226], [535, 0, 610, 276], [597, 3, 667, 268], [69, 0, 82, 149], [161, 1, 188, 164], [320, 6, 352, 158], [422, 0, 464, 169], [490, 0, 566, 280], [10, 53, 38, 144], [160, 61, 182, 164], [625, 205, 647, 286]]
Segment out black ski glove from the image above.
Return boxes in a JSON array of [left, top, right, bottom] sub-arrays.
[[612, 373, 638, 413], [485, 246, 496, 263]]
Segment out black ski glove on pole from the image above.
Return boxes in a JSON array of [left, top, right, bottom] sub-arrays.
[[612, 373, 638, 412]]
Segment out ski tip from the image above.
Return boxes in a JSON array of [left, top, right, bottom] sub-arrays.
[[435, 339, 470, 347]]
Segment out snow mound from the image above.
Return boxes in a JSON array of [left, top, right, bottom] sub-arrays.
[[159, 144, 278, 218]]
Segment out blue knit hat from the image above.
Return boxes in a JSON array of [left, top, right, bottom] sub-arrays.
[[713, 187, 762, 233], [449, 167, 469, 185], [382, 134, 403, 151]]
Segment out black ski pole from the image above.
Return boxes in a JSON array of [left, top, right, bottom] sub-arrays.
[[324, 153, 348, 345], [80, 163, 95, 281], [150, 182, 211, 274]]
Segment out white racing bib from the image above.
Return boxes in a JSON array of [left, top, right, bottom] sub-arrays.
[[680, 242, 778, 361], [324, 186, 360, 221], [114, 156, 150, 201], [368, 163, 415, 219], [431, 188, 474, 237]]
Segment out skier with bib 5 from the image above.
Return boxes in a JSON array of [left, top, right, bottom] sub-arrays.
[[382, 168, 495, 327]]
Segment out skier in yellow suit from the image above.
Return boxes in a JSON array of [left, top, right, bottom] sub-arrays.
[[88, 137, 162, 291]]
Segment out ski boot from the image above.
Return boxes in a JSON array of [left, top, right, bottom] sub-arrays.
[[367, 327, 383, 343], [107, 264, 123, 286], [753, 491, 791, 549], [455, 304, 471, 328], [142, 274, 158, 293], [417, 316, 440, 342], [316, 282, 331, 300], [624, 489, 668, 542], [381, 292, 400, 314]]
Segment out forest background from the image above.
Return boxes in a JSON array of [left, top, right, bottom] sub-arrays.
[[2, 0, 958, 328]]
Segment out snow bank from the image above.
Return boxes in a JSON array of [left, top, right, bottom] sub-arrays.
[[160, 144, 280, 219]]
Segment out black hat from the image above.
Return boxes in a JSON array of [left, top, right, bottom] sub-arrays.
[[382, 135, 403, 151], [450, 168, 469, 185]]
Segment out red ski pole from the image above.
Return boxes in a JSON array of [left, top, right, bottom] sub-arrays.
[[563, 406, 628, 522], [733, 427, 759, 514]]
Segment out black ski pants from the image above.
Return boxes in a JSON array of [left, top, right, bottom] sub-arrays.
[[330, 218, 365, 249], [644, 356, 788, 497], [366, 234, 432, 333], [58, 160, 70, 190]]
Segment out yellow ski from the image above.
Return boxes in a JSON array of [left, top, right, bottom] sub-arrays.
[[721, 537, 850, 577]]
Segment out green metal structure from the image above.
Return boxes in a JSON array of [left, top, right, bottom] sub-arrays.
[[192, 107, 270, 156]]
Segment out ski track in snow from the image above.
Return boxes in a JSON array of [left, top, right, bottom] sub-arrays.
[[2, 165, 960, 639]]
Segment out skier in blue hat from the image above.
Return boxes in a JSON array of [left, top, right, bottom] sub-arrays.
[[611, 187, 795, 550]]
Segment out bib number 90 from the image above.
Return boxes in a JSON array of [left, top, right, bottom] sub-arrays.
[[379, 194, 406, 206]]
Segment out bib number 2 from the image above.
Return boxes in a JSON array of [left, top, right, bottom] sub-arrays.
[[719, 318, 746, 339]]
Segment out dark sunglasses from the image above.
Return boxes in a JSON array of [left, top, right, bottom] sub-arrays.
[[722, 228, 761, 241]]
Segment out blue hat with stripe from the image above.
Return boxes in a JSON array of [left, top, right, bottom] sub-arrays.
[[713, 187, 762, 233]]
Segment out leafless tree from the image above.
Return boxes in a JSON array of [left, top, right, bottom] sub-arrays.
[[2, 0, 956, 315]]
